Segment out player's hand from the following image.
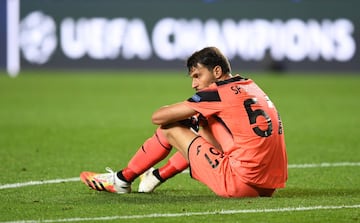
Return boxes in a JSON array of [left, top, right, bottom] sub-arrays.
[[179, 116, 200, 132]]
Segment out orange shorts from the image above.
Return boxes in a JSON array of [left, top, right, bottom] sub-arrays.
[[188, 136, 275, 198]]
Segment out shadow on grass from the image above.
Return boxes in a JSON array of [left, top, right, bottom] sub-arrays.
[[276, 187, 360, 198], [78, 186, 360, 206], [78, 188, 239, 206]]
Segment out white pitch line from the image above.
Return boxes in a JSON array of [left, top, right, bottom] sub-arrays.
[[288, 162, 360, 168], [0, 177, 79, 190], [1, 162, 359, 190], [1, 204, 359, 223]]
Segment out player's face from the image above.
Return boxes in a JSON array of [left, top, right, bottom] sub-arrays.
[[189, 63, 217, 91]]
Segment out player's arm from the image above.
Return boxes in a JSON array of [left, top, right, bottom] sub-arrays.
[[198, 121, 223, 152], [152, 102, 198, 126]]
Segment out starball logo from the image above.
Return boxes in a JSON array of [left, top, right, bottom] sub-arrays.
[[20, 11, 57, 64], [19, 11, 356, 65]]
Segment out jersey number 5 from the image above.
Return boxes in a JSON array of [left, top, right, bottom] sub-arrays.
[[244, 98, 273, 137]]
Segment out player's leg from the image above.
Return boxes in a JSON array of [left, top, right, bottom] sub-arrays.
[[160, 124, 274, 197], [80, 127, 173, 193], [160, 123, 200, 161], [158, 124, 245, 197], [157, 152, 189, 180], [138, 152, 188, 192], [118, 127, 172, 182], [187, 136, 275, 197], [137, 122, 195, 193], [138, 118, 200, 193], [122, 116, 199, 186]]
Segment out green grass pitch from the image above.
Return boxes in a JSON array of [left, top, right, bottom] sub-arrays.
[[0, 70, 359, 223]]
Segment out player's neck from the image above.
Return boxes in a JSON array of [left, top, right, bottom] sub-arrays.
[[217, 73, 233, 81]]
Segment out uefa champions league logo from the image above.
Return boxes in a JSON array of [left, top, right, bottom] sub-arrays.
[[20, 11, 57, 64], [16, 10, 356, 68]]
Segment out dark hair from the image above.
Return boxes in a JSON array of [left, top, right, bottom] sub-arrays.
[[186, 47, 231, 74]]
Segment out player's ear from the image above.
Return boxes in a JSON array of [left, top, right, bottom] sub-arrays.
[[213, 65, 222, 79]]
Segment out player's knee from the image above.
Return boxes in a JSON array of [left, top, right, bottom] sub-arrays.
[[160, 123, 188, 139]]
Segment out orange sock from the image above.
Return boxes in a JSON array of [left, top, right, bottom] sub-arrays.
[[119, 128, 172, 182], [158, 152, 189, 181]]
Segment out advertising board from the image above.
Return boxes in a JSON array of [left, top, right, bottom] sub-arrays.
[[2, 0, 359, 75]]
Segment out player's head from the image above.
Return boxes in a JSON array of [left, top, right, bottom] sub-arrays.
[[187, 47, 231, 75], [186, 47, 232, 91]]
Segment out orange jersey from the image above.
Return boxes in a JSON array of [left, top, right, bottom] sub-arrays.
[[184, 76, 287, 188]]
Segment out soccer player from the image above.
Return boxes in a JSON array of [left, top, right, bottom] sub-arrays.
[[80, 47, 288, 198]]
